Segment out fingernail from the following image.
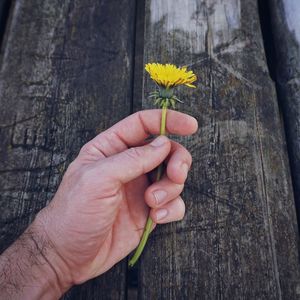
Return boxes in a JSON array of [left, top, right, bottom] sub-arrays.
[[156, 208, 168, 221], [153, 190, 167, 205], [151, 136, 168, 147]]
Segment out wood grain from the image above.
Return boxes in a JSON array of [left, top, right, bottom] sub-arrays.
[[0, 0, 136, 298], [268, 0, 300, 225], [0, 0, 11, 48], [138, 0, 300, 298]]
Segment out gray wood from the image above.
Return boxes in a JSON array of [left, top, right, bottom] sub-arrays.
[[268, 0, 300, 223], [138, 0, 300, 299], [0, 0, 136, 298], [0, 0, 11, 47]]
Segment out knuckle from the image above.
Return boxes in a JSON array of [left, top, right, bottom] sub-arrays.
[[76, 166, 97, 189], [144, 190, 153, 206], [80, 142, 102, 158], [64, 160, 81, 181], [150, 209, 158, 222], [176, 183, 185, 194], [79, 143, 91, 154], [184, 151, 192, 166], [66, 160, 78, 173], [177, 198, 186, 220], [124, 147, 144, 160], [178, 145, 192, 164], [188, 152, 192, 164]]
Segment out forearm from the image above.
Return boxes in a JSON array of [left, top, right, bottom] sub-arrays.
[[0, 216, 72, 300]]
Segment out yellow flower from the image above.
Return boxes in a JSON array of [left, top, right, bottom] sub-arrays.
[[145, 63, 197, 89]]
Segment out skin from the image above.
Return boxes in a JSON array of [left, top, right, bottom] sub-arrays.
[[0, 109, 198, 299]]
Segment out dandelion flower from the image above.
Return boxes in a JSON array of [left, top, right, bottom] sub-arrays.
[[145, 63, 197, 89]]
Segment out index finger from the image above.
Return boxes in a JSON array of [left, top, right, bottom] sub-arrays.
[[80, 109, 198, 159]]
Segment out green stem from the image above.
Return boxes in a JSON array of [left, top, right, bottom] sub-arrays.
[[128, 103, 168, 267]]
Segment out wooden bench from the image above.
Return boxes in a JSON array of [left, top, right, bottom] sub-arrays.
[[0, 0, 299, 298]]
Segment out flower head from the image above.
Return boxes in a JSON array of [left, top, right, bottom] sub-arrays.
[[145, 63, 197, 109], [145, 63, 197, 89]]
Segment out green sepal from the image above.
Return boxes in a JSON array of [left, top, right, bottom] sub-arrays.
[[170, 98, 176, 109]]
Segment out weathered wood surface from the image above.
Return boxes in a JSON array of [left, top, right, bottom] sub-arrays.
[[0, 0, 10, 43], [139, 0, 300, 299], [268, 0, 300, 223], [0, 0, 136, 299]]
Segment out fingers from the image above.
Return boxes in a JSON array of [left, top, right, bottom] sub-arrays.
[[166, 141, 192, 184], [145, 176, 184, 208], [78, 110, 198, 160], [114, 109, 198, 142], [144, 140, 191, 225], [150, 196, 185, 224], [144, 169, 187, 225], [99, 135, 171, 183]]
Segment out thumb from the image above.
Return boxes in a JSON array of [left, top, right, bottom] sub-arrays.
[[101, 135, 171, 183]]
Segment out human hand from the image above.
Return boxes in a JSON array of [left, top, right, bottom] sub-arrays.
[[33, 109, 198, 291]]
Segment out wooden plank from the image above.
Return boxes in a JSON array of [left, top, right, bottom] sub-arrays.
[[0, 0, 136, 298], [268, 0, 300, 223], [138, 0, 300, 298], [0, 0, 11, 48]]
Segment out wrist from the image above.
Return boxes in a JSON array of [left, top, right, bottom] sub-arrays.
[[0, 213, 72, 299], [30, 210, 73, 294]]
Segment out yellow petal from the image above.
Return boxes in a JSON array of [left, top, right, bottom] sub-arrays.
[[145, 63, 197, 89], [185, 83, 196, 88]]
